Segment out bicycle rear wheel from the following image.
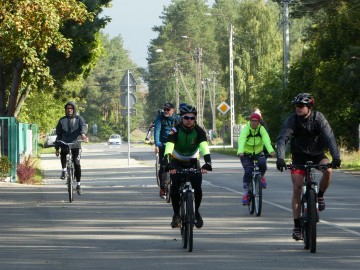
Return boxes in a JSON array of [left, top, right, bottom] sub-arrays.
[[186, 191, 194, 252], [254, 174, 262, 216], [307, 189, 317, 253], [248, 179, 255, 215], [67, 167, 74, 203], [180, 195, 187, 249]]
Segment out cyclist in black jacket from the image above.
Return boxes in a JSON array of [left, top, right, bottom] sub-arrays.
[[276, 93, 341, 241], [55, 101, 88, 195]]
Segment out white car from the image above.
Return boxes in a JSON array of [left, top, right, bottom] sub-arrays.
[[108, 134, 122, 145], [44, 129, 57, 148]]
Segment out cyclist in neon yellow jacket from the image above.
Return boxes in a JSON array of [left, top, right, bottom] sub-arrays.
[[163, 105, 212, 229], [237, 113, 275, 205]]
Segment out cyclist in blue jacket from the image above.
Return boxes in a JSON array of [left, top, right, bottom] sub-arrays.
[[154, 102, 181, 198]]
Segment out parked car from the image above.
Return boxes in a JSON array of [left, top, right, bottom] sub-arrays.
[[108, 134, 122, 145], [44, 129, 57, 148]]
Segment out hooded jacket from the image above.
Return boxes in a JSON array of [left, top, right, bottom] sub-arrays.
[[55, 101, 87, 149], [237, 122, 274, 155]]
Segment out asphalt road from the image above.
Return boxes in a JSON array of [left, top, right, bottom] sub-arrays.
[[0, 142, 359, 270]]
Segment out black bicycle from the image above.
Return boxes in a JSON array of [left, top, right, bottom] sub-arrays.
[[245, 154, 269, 216], [175, 168, 200, 252], [56, 140, 81, 203], [287, 161, 332, 253]]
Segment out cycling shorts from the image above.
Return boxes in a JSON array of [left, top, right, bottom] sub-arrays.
[[291, 153, 328, 175]]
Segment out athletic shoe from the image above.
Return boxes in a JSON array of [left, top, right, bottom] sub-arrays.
[[318, 196, 325, 211], [261, 177, 267, 189], [292, 227, 303, 241], [171, 215, 181, 228], [159, 189, 166, 199], [194, 212, 203, 229], [76, 185, 82, 195], [60, 171, 66, 180], [242, 195, 249, 205]]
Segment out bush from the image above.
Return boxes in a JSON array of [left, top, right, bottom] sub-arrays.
[[17, 156, 37, 184], [0, 156, 11, 180]]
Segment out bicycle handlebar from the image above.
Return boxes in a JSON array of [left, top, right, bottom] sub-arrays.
[[175, 168, 201, 174], [286, 163, 332, 170], [56, 140, 83, 148]]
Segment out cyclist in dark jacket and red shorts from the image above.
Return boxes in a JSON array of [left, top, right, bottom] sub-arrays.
[[276, 93, 341, 241], [163, 105, 212, 229]]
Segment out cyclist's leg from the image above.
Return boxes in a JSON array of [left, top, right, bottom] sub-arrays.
[[191, 171, 203, 228], [158, 147, 166, 195], [170, 173, 181, 227], [317, 155, 332, 195], [317, 154, 331, 211], [240, 156, 252, 203], [59, 147, 68, 179], [72, 148, 81, 183], [257, 154, 268, 188]]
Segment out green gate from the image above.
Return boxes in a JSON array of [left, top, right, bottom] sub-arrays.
[[0, 117, 38, 183]]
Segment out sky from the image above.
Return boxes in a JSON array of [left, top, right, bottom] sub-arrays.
[[101, 0, 215, 68]]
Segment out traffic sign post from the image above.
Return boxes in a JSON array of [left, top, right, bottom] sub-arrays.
[[120, 70, 137, 166]]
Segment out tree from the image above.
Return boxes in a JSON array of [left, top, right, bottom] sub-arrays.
[[0, 0, 92, 117]]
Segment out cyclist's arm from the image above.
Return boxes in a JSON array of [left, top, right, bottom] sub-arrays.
[[154, 116, 162, 147], [236, 125, 249, 155], [260, 126, 275, 154], [276, 115, 295, 159], [317, 113, 340, 160]]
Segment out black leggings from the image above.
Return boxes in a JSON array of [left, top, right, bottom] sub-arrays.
[[60, 147, 82, 182]]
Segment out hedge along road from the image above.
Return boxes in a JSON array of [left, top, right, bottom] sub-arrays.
[[0, 142, 359, 270]]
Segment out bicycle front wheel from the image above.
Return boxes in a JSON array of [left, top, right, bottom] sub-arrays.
[[307, 189, 317, 253], [67, 167, 74, 203], [180, 195, 187, 249], [186, 191, 194, 252], [254, 174, 262, 216], [248, 179, 255, 215]]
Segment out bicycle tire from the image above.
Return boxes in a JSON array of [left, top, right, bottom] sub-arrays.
[[155, 154, 160, 187], [254, 174, 262, 216], [248, 178, 255, 215], [180, 195, 187, 249], [307, 188, 317, 253], [186, 191, 194, 252], [67, 167, 73, 203]]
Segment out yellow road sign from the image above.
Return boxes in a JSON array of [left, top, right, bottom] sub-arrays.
[[217, 101, 230, 115]]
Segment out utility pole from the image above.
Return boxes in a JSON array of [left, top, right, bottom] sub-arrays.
[[195, 47, 203, 128], [174, 62, 180, 111], [229, 23, 235, 148], [283, 0, 290, 90]]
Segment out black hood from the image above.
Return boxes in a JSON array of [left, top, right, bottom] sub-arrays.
[[65, 101, 77, 117]]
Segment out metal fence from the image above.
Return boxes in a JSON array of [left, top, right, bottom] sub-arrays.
[[0, 117, 38, 182]]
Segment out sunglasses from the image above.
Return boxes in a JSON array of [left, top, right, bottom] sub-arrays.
[[295, 104, 306, 108], [183, 116, 196, 121], [163, 108, 171, 112]]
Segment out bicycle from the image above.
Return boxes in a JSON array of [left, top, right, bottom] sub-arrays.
[[286, 161, 332, 253], [175, 168, 200, 252], [245, 154, 269, 216], [56, 140, 82, 203]]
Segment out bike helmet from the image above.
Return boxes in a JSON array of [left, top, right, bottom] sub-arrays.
[[179, 105, 197, 116], [291, 93, 314, 107]]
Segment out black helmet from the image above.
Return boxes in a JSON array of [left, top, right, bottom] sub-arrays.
[[291, 93, 314, 107], [179, 105, 197, 116]]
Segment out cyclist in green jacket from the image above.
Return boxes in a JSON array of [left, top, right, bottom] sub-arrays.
[[237, 113, 275, 205], [163, 105, 212, 229]]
